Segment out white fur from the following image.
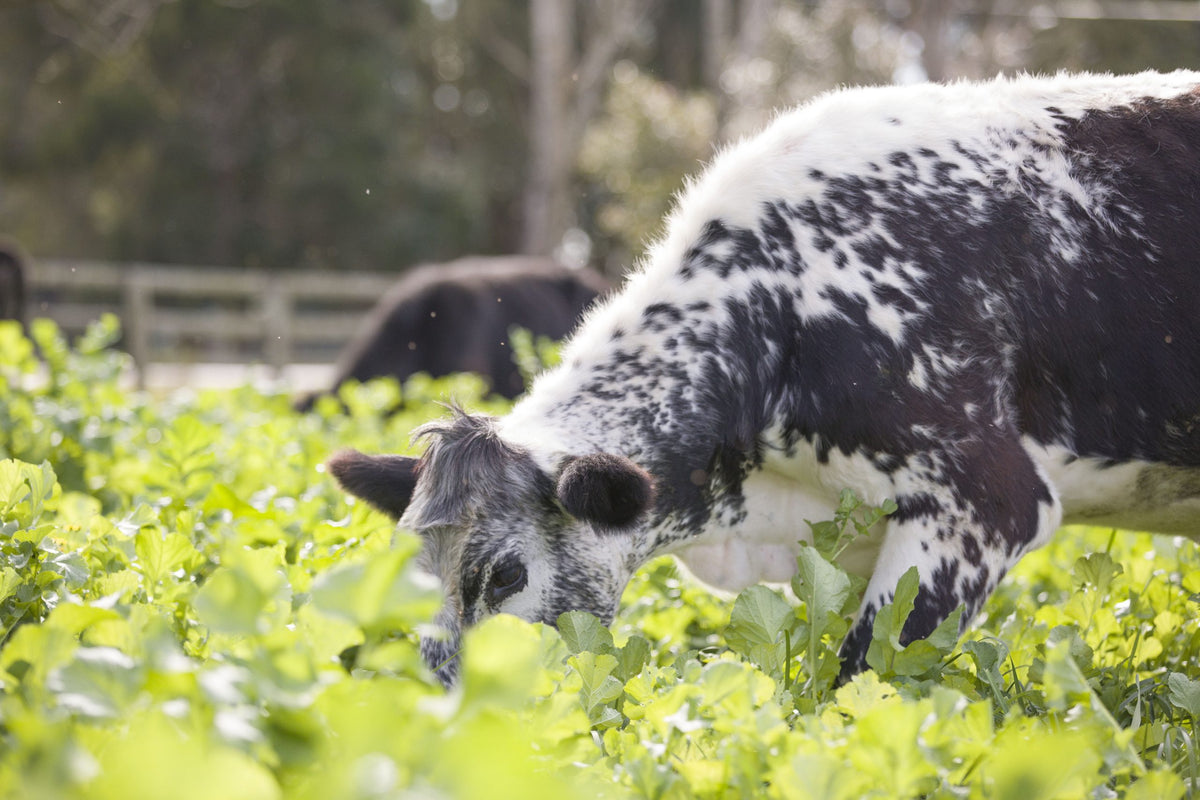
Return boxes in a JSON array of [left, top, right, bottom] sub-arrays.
[[1027, 440, 1200, 535]]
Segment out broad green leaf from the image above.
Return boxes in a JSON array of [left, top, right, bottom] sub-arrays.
[[310, 547, 440, 632], [134, 528, 200, 585], [84, 711, 282, 800], [194, 547, 290, 636], [1125, 769, 1187, 800], [888, 641, 936, 677], [882, 566, 921, 648], [0, 566, 22, 605], [1166, 671, 1200, 717], [850, 699, 939, 795], [460, 614, 545, 708], [865, 566, 919, 672], [294, 604, 364, 667], [46, 646, 143, 719], [1046, 625, 1094, 670], [792, 545, 852, 642], [425, 708, 583, 800], [0, 460, 56, 524], [557, 610, 614, 655], [1073, 551, 1122, 593], [773, 751, 870, 800], [0, 623, 79, 690], [726, 585, 793, 649], [833, 669, 899, 718], [570, 651, 624, 728], [0, 459, 27, 516], [676, 759, 727, 795], [194, 566, 271, 636], [808, 519, 841, 556], [202, 483, 266, 520], [866, 570, 961, 677], [44, 548, 90, 589], [962, 639, 1009, 708], [892, 606, 964, 676], [22, 461, 56, 519], [614, 634, 651, 682], [1040, 637, 1094, 710], [983, 727, 1102, 800], [113, 504, 162, 540]]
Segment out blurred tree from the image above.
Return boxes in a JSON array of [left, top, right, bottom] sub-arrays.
[[523, 0, 658, 256], [5, 0, 1200, 278], [578, 63, 718, 271], [37, 0, 172, 56], [1027, 13, 1200, 74], [701, 0, 775, 130], [0, 0, 529, 271]]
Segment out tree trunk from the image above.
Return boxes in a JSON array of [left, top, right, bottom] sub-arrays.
[[907, 0, 953, 82], [522, 0, 572, 256], [703, 0, 732, 125]]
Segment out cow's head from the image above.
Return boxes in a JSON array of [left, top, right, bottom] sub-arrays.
[[326, 410, 655, 685]]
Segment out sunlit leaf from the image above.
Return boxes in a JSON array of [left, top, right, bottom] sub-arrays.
[[557, 610, 614, 656], [310, 546, 440, 633], [792, 545, 852, 642], [1125, 769, 1187, 800], [726, 585, 793, 649], [134, 528, 200, 586], [1073, 551, 1123, 593], [1167, 672, 1200, 717], [47, 646, 142, 719]]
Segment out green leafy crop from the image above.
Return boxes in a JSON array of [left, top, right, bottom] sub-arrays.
[[0, 318, 1197, 799]]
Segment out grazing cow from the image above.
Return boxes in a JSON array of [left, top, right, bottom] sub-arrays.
[[294, 256, 610, 411], [0, 239, 26, 325], [330, 72, 1200, 685]]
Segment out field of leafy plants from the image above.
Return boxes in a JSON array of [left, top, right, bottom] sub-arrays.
[[1, 315, 1198, 799]]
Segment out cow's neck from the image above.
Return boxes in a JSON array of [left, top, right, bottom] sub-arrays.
[[500, 271, 784, 559]]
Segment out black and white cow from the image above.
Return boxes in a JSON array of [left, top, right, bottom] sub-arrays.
[[294, 256, 610, 411], [330, 72, 1200, 685]]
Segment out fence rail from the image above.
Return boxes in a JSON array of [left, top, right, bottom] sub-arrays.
[[27, 260, 395, 382]]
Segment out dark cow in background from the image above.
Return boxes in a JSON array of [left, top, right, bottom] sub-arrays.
[[330, 71, 1200, 685], [0, 238, 27, 325], [295, 256, 610, 411]]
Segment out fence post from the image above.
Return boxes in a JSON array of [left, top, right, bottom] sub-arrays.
[[29, 261, 398, 377], [123, 269, 151, 389], [263, 273, 291, 374]]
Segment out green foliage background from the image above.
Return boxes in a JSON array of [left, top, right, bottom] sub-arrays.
[[0, 0, 528, 269], [1, 317, 1198, 799], [9, 1, 1200, 276]]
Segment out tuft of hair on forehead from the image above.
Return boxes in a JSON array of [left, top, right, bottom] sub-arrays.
[[403, 407, 547, 529]]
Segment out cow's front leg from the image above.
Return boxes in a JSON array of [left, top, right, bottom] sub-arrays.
[[838, 433, 1062, 677]]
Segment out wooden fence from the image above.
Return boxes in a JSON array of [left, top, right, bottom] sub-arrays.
[[27, 260, 396, 379]]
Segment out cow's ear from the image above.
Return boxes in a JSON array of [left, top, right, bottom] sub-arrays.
[[327, 450, 419, 520], [556, 453, 654, 532]]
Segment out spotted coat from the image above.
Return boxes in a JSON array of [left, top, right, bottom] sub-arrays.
[[331, 71, 1200, 684]]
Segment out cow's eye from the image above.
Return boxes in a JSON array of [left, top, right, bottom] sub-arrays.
[[488, 560, 527, 605]]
